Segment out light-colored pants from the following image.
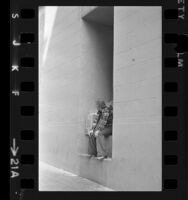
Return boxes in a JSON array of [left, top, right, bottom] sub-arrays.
[[88, 127, 112, 157]]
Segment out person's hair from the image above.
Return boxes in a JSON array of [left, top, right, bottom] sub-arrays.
[[96, 99, 106, 109]]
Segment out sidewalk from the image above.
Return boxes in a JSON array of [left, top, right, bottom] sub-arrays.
[[39, 161, 114, 191]]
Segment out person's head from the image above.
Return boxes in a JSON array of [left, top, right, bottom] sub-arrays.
[[96, 99, 106, 111], [107, 100, 113, 110]]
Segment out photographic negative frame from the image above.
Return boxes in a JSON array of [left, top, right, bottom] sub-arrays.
[[10, 0, 188, 199]]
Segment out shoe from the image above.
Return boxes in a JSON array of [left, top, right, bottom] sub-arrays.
[[89, 154, 95, 158], [96, 156, 105, 160]]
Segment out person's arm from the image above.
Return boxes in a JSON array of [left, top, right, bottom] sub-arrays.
[[100, 127, 112, 137], [101, 107, 113, 137]]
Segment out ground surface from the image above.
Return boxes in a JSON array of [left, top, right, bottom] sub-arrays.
[[39, 161, 114, 191]]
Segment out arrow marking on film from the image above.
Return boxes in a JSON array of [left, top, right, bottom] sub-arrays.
[[10, 138, 19, 157]]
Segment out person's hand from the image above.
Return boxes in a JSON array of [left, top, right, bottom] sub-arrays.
[[88, 130, 93, 136], [94, 130, 100, 137], [92, 122, 96, 129]]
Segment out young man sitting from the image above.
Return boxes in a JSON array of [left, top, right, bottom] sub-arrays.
[[88, 100, 113, 160]]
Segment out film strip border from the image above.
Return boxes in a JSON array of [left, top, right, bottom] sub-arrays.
[[163, 0, 187, 195], [10, 1, 187, 199], [10, 3, 37, 199]]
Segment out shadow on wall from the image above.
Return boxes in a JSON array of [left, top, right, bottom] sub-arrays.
[[78, 6, 114, 185], [78, 8, 114, 152]]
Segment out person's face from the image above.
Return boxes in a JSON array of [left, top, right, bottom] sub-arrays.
[[96, 101, 102, 111], [96, 102, 101, 111], [96, 101, 105, 111]]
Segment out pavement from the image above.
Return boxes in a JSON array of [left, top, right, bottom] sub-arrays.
[[39, 161, 114, 191]]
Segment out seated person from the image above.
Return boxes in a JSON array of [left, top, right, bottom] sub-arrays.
[[88, 99, 113, 160]]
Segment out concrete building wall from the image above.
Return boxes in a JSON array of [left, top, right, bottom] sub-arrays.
[[77, 18, 113, 155], [39, 7, 82, 173], [79, 6, 162, 191], [112, 6, 162, 190], [39, 6, 162, 191], [39, 6, 113, 174]]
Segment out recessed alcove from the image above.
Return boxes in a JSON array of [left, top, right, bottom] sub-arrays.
[[82, 6, 114, 158]]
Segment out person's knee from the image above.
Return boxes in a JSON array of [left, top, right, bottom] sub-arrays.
[[97, 131, 102, 137], [90, 132, 95, 138], [101, 127, 112, 137]]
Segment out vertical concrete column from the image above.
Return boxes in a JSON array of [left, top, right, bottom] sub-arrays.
[[113, 6, 162, 190]]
